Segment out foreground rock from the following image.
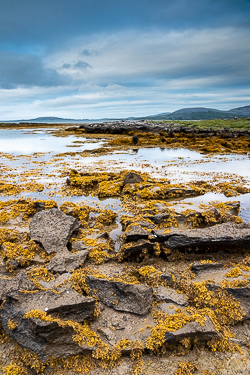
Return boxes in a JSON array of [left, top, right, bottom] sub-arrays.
[[30, 208, 80, 254], [86, 275, 153, 315], [1, 289, 96, 359], [123, 172, 143, 185], [155, 223, 250, 251], [165, 317, 220, 344], [46, 248, 89, 273]]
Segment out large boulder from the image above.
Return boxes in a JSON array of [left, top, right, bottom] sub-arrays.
[[30, 208, 80, 254], [86, 275, 153, 315], [0, 289, 96, 360]]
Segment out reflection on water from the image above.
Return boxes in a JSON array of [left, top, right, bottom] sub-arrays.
[[0, 128, 103, 154]]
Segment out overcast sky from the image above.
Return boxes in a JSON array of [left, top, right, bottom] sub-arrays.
[[1, 0, 250, 120]]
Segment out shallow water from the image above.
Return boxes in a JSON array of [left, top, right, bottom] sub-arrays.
[[0, 128, 103, 154]]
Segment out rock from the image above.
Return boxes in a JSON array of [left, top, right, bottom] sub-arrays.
[[0, 289, 96, 359], [38, 273, 71, 289], [191, 261, 223, 273], [156, 302, 183, 315], [123, 172, 143, 185], [127, 318, 156, 348], [164, 317, 220, 344], [120, 239, 156, 257], [30, 208, 81, 254], [132, 135, 138, 145], [0, 273, 36, 303], [151, 213, 170, 224], [124, 225, 150, 242], [71, 240, 89, 251], [154, 286, 188, 306], [85, 275, 153, 315], [160, 272, 173, 284], [161, 223, 250, 251], [46, 249, 89, 274]]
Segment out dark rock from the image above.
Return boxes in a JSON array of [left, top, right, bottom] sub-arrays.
[[30, 208, 81, 254], [120, 239, 156, 257], [154, 286, 188, 306], [191, 261, 223, 273], [161, 223, 250, 251], [85, 275, 153, 315], [123, 172, 143, 185], [124, 225, 150, 242], [160, 272, 173, 284], [46, 249, 89, 273], [132, 135, 138, 145], [165, 317, 220, 344], [151, 212, 170, 224]]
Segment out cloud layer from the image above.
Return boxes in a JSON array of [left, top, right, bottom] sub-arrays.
[[0, 0, 250, 119]]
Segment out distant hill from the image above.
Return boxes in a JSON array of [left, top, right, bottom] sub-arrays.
[[228, 105, 250, 116], [2, 105, 249, 123]]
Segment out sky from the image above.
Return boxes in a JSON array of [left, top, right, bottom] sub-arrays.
[[0, 0, 250, 120]]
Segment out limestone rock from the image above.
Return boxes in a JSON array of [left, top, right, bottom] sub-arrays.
[[86, 275, 153, 315], [30, 208, 81, 254]]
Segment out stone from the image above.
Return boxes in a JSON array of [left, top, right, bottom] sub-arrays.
[[154, 286, 188, 306], [160, 272, 173, 284], [120, 239, 156, 257], [156, 302, 183, 315], [30, 208, 81, 254], [151, 213, 170, 224], [38, 272, 71, 289], [85, 275, 153, 315], [71, 240, 89, 251], [124, 225, 150, 242], [0, 272, 36, 303], [164, 317, 220, 344], [191, 261, 223, 273], [123, 172, 143, 185], [160, 223, 250, 251], [0, 289, 96, 359], [46, 249, 89, 274]]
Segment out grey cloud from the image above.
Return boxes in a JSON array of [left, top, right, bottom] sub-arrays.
[[0, 51, 69, 89], [62, 60, 92, 70]]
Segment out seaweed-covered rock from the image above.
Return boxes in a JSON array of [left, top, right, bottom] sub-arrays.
[[0, 290, 96, 359], [120, 239, 156, 257], [86, 275, 153, 315], [191, 261, 223, 273], [165, 317, 220, 344], [30, 208, 81, 254]]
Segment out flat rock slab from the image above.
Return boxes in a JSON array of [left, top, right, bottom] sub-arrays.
[[86, 275, 153, 315], [46, 249, 89, 273], [191, 261, 223, 273], [0, 289, 96, 359], [30, 208, 80, 254], [154, 286, 188, 306], [120, 239, 156, 257], [155, 223, 250, 250], [165, 317, 220, 344]]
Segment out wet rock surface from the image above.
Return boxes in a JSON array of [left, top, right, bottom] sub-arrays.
[[30, 208, 81, 254]]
